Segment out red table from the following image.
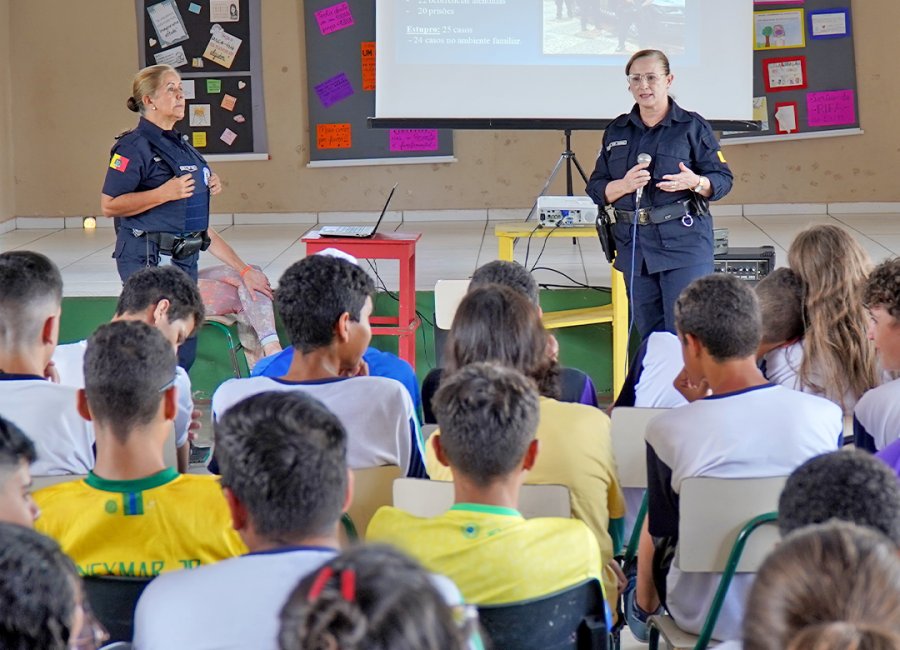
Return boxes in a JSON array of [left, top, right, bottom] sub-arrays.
[[302, 232, 422, 368]]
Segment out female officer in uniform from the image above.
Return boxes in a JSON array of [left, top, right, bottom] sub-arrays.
[[101, 64, 272, 366], [586, 49, 733, 339]]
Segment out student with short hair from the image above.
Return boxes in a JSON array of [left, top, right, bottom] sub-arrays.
[[778, 449, 900, 544], [279, 545, 471, 650], [0, 522, 102, 650], [629, 273, 841, 642], [742, 522, 900, 650], [53, 265, 205, 471], [134, 391, 349, 649], [212, 254, 425, 477], [35, 321, 245, 576], [369, 363, 608, 610], [0, 251, 95, 476], [0, 417, 39, 528], [855, 258, 900, 454]]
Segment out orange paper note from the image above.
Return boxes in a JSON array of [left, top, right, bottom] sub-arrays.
[[361, 41, 375, 92], [316, 123, 352, 149]]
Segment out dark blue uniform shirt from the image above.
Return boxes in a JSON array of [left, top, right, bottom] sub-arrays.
[[103, 118, 192, 199], [586, 99, 733, 275]]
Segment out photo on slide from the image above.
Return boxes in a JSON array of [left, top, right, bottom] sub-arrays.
[[542, 0, 687, 57]]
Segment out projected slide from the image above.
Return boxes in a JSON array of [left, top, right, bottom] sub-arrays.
[[396, 0, 686, 64]]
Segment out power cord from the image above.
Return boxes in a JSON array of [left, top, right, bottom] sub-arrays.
[[529, 223, 562, 272]]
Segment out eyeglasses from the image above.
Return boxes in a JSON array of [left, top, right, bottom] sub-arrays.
[[627, 73, 666, 86]]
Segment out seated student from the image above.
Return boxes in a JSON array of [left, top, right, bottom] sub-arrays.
[[0, 522, 105, 650], [279, 545, 471, 650], [788, 224, 879, 414], [0, 251, 94, 476], [369, 362, 609, 611], [0, 417, 39, 528], [741, 522, 900, 650], [134, 391, 347, 649], [54, 265, 205, 472], [34, 321, 245, 576], [251, 250, 422, 417], [854, 258, 900, 454], [423, 286, 624, 612], [754, 268, 806, 388], [613, 331, 687, 409], [629, 273, 842, 643], [422, 260, 598, 424], [778, 449, 900, 544], [212, 254, 425, 478]]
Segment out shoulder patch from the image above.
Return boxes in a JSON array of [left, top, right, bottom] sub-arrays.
[[109, 153, 130, 173], [717, 151, 727, 164]]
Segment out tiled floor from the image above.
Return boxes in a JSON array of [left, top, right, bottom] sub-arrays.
[[1, 213, 897, 296]]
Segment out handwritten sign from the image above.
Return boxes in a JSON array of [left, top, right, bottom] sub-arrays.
[[147, 0, 189, 48], [763, 56, 807, 92], [361, 42, 376, 91], [317, 123, 352, 149], [389, 129, 439, 152], [220, 128, 238, 146], [314, 72, 354, 108], [315, 2, 354, 36], [154, 45, 188, 68], [806, 90, 855, 127], [221, 94, 237, 111], [192, 132, 207, 148], [206, 79, 222, 94], [203, 26, 242, 69]]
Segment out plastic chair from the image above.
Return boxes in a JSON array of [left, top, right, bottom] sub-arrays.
[[343, 465, 402, 540], [432, 279, 471, 366], [82, 575, 154, 642], [647, 476, 785, 650], [478, 579, 609, 650], [393, 478, 570, 519]]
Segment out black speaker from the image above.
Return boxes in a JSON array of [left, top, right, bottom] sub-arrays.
[[714, 246, 776, 283]]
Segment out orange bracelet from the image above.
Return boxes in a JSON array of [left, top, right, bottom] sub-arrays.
[[239, 265, 252, 277]]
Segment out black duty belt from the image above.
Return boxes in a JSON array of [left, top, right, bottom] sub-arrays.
[[132, 229, 210, 260], [614, 198, 701, 226]]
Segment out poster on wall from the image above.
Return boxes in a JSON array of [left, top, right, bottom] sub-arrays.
[[763, 56, 807, 92], [754, 9, 806, 50]]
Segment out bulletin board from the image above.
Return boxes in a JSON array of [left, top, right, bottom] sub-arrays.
[[303, 0, 454, 166], [136, 0, 268, 158], [722, 0, 858, 144]]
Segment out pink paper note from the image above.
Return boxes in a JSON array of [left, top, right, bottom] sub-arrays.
[[315, 2, 354, 36], [389, 129, 439, 152], [806, 90, 855, 127]]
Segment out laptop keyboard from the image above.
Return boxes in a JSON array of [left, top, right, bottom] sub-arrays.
[[319, 225, 372, 236]]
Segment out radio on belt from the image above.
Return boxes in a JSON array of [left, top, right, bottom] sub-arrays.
[[536, 196, 599, 227]]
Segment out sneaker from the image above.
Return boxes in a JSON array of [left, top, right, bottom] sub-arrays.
[[623, 581, 663, 643]]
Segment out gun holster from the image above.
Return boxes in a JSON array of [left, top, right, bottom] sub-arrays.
[[596, 207, 616, 264]]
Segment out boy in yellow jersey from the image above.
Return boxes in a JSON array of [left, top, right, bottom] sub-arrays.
[[35, 321, 245, 576], [368, 362, 607, 609]]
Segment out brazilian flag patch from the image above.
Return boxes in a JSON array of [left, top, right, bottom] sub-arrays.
[[123, 492, 144, 516]]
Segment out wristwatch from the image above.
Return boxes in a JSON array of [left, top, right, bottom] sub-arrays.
[[692, 176, 708, 193]]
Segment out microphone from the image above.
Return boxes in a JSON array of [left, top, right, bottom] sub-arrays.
[[634, 153, 652, 209]]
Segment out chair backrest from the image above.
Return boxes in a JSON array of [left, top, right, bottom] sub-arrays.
[[347, 465, 403, 538], [677, 476, 786, 573], [609, 407, 668, 489], [31, 474, 88, 490], [82, 575, 154, 643], [478, 579, 608, 650], [434, 279, 471, 330], [393, 479, 570, 519]]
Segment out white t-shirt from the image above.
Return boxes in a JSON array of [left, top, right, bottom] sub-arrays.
[[762, 341, 859, 414], [53, 340, 192, 448], [634, 332, 688, 409], [854, 377, 900, 452], [645, 384, 842, 641], [212, 376, 426, 477], [0, 374, 95, 475], [133, 546, 336, 650]]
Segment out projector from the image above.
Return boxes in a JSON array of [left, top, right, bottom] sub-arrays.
[[537, 196, 599, 227]]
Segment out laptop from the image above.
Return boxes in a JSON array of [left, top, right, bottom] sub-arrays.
[[318, 183, 398, 238]]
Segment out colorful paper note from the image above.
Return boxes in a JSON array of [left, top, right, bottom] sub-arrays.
[[182, 79, 196, 100], [314, 72, 354, 108], [315, 2, 354, 36], [806, 90, 855, 127], [147, 0, 189, 48], [192, 57, 204, 68], [203, 26, 242, 69], [207, 78, 222, 94], [238, 80, 246, 90], [192, 132, 207, 148], [774, 102, 798, 134], [233, 114, 246, 123], [154, 45, 188, 68], [810, 9, 849, 38], [317, 123, 352, 149], [389, 129, 439, 152], [210, 0, 239, 22], [189, 3, 202, 14], [220, 128, 237, 145], [189, 104, 211, 127], [220, 94, 237, 111], [361, 42, 376, 91]]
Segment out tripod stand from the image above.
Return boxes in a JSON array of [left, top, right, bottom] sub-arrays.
[[524, 129, 591, 223]]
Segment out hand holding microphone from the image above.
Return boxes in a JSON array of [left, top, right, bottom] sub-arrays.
[[633, 153, 652, 208]]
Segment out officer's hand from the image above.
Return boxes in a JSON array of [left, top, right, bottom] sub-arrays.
[[208, 172, 223, 196], [162, 174, 195, 201], [241, 267, 274, 301], [658, 162, 701, 193], [622, 161, 651, 192]]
